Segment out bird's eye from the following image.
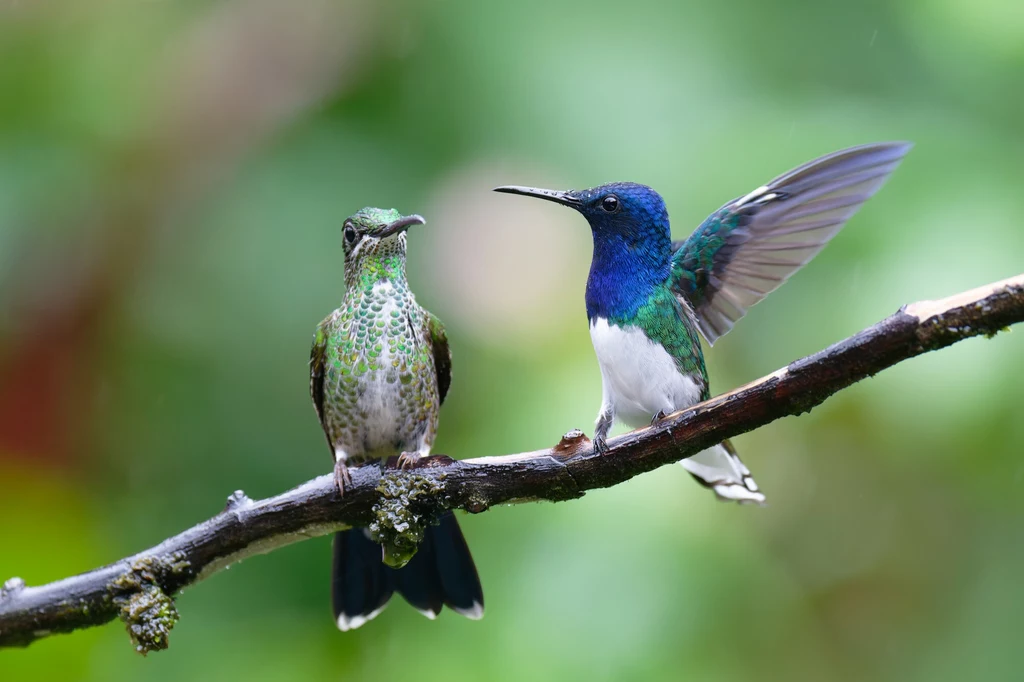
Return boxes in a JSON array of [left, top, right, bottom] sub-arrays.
[[601, 195, 620, 212], [344, 223, 358, 244]]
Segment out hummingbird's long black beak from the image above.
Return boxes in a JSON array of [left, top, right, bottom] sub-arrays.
[[378, 214, 426, 238], [493, 185, 581, 208]]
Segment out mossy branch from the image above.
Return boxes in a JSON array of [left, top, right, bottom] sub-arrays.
[[2, 274, 1023, 654]]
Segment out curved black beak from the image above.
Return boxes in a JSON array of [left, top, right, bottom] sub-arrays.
[[378, 214, 426, 238], [493, 185, 581, 208]]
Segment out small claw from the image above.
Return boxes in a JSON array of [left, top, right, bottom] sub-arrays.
[[334, 461, 352, 496], [593, 436, 609, 455], [397, 452, 422, 470], [650, 410, 667, 426]]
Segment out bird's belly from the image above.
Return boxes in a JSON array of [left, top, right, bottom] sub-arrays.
[[323, 292, 437, 462], [327, 360, 436, 462], [589, 318, 703, 428], [355, 379, 422, 454]]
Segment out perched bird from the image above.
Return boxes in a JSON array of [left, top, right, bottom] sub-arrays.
[[495, 142, 911, 504], [309, 207, 483, 630]]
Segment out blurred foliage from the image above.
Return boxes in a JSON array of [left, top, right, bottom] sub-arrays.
[[1, 0, 1023, 680]]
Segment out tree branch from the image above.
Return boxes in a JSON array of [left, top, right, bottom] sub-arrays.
[[2, 274, 1022, 653]]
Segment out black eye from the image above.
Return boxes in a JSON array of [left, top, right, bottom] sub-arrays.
[[344, 223, 358, 244], [601, 195, 619, 212]]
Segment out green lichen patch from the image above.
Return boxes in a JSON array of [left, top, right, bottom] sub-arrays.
[[109, 553, 191, 655], [369, 472, 444, 569], [120, 584, 178, 654]]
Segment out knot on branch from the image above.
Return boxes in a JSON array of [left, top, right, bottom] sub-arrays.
[[0, 577, 26, 601], [224, 489, 253, 512], [370, 472, 445, 569], [553, 429, 591, 460], [109, 553, 191, 655]]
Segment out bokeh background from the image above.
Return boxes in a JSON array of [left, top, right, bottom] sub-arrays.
[[2, 0, 1023, 680]]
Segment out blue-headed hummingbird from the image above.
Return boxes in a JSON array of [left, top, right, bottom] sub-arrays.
[[495, 142, 911, 503]]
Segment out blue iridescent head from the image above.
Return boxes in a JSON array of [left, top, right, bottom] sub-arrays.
[[494, 182, 673, 320]]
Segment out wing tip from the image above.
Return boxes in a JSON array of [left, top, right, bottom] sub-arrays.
[[839, 140, 914, 175], [843, 140, 914, 159]]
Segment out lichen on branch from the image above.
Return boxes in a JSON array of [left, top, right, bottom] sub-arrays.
[[371, 470, 446, 568], [109, 554, 191, 655]]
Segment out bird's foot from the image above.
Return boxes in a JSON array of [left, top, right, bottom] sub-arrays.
[[650, 410, 668, 426], [334, 460, 352, 496], [593, 435, 610, 455], [396, 451, 422, 470]]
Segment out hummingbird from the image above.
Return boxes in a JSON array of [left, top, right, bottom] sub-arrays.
[[309, 207, 484, 630], [495, 142, 911, 504]]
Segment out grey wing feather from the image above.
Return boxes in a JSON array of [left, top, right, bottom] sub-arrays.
[[673, 141, 912, 344]]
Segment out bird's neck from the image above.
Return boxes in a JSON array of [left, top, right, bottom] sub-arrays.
[[585, 230, 670, 323], [345, 255, 408, 293]]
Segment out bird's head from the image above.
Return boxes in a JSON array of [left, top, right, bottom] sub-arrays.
[[493, 182, 671, 253], [494, 182, 674, 319], [340, 208, 424, 284]]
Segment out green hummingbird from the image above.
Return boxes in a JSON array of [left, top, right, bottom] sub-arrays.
[[309, 207, 483, 630], [495, 142, 911, 504]]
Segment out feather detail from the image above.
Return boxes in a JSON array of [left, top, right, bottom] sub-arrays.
[[671, 142, 911, 344]]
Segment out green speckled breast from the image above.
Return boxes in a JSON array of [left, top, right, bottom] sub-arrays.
[[315, 236, 439, 463]]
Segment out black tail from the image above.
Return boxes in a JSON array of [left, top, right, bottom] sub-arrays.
[[332, 512, 484, 630], [331, 528, 394, 631]]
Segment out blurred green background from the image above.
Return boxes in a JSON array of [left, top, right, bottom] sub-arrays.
[[2, 0, 1023, 680]]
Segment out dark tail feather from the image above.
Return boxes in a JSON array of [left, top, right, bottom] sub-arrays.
[[332, 529, 394, 631], [332, 513, 484, 630], [389, 528, 445, 619], [391, 512, 484, 620], [427, 512, 484, 618]]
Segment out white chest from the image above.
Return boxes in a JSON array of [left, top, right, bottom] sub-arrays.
[[359, 290, 416, 444], [589, 317, 703, 428]]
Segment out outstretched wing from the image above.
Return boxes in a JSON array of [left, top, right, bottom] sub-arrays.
[[309, 317, 333, 450], [424, 312, 452, 405], [671, 142, 911, 344]]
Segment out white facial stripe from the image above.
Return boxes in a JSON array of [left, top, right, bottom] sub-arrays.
[[349, 235, 371, 260], [349, 231, 407, 261]]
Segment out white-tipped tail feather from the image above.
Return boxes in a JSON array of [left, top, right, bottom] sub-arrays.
[[451, 600, 485, 620], [337, 603, 389, 632], [413, 607, 439, 620], [680, 442, 766, 504]]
